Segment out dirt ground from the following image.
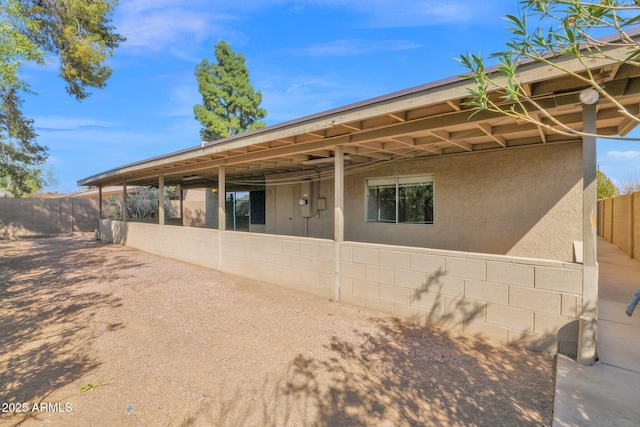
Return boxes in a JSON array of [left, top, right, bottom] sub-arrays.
[[0, 236, 554, 426]]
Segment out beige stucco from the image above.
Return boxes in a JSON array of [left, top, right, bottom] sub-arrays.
[[264, 143, 582, 262]]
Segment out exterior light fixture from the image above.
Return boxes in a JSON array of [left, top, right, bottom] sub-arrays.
[[579, 88, 599, 105], [299, 195, 308, 206]]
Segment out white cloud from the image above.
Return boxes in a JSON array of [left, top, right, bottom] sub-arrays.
[[280, 39, 421, 57], [608, 150, 640, 159], [115, 1, 230, 53], [33, 116, 117, 131]]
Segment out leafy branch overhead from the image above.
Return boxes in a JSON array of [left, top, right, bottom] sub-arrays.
[[458, 0, 640, 140], [194, 40, 267, 142], [0, 0, 123, 196]]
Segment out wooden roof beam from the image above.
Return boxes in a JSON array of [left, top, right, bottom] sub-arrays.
[[387, 112, 407, 122], [428, 130, 472, 152], [477, 123, 506, 147]]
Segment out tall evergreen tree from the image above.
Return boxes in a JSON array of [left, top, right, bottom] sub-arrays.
[[0, 0, 124, 195], [194, 41, 267, 142]]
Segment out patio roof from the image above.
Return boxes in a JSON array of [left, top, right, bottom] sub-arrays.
[[78, 36, 640, 189]]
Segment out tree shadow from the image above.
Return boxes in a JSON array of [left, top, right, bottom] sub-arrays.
[[0, 237, 140, 421], [183, 318, 554, 426]]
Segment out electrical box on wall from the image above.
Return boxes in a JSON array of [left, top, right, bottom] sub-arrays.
[[300, 181, 312, 218], [317, 198, 327, 211]]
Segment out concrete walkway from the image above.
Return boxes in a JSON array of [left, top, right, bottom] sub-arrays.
[[553, 238, 640, 426]]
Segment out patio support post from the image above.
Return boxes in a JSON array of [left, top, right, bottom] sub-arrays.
[[578, 101, 598, 366], [334, 145, 344, 301], [98, 185, 103, 220], [218, 166, 226, 269], [159, 175, 165, 225], [122, 182, 128, 222]]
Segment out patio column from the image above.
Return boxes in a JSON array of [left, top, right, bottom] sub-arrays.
[[122, 182, 128, 222], [334, 145, 344, 301], [218, 166, 226, 269], [578, 100, 598, 366], [98, 185, 103, 220], [159, 175, 165, 225]]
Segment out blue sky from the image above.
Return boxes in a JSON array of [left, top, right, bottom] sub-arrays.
[[21, 0, 640, 193]]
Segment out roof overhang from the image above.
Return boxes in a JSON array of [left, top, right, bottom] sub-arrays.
[[78, 34, 640, 189]]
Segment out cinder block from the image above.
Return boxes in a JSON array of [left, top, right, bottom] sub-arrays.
[[380, 250, 410, 270], [365, 297, 394, 314], [410, 253, 445, 274], [486, 262, 534, 287], [299, 242, 320, 257], [534, 313, 574, 334], [510, 287, 561, 315], [352, 247, 380, 265], [352, 279, 380, 298], [300, 270, 320, 287], [309, 257, 332, 274], [465, 280, 509, 305], [319, 244, 335, 260], [340, 291, 366, 308], [535, 267, 582, 294], [445, 257, 486, 281], [393, 269, 427, 290], [380, 284, 411, 305], [445, 297, 485, 322], [341, 262, 366, 280], [365, 265, 393, 285], [508, 330, 556, 354], [340, 246, 353, 262], [281, 240, 301, 255], [486, 304, 533, 332], [561, 294, 578, 318], [409, 291, 443, 313], [392, 304, 427, 325], [437, 276, 465, 297], [464, 320, 508, 344], [291, 254, 311, 270]]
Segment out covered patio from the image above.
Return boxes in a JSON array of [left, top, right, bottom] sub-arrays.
[[79, 39, 640, 361]]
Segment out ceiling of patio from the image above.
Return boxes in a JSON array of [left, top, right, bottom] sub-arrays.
[[78, 55, 640, 189]]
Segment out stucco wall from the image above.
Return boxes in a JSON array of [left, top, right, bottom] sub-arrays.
[[0, 198, 98, 238], [266, 143, 582, 262]]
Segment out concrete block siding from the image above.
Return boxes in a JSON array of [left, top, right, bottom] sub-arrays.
[[221, 232, 335, 299], [341, 241, 583, 353], [99, 219, 582, 353], [99, 220, 220, 270]]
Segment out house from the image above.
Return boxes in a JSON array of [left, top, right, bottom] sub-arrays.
[[78, 36, 640, 364]]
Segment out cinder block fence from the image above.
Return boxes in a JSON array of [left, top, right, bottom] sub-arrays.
[[598, 191, 640, 259]]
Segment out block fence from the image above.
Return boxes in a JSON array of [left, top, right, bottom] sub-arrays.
[[99, 219, 584, 354], [598, 191, 640, 260], [0, 198, 98, 239]]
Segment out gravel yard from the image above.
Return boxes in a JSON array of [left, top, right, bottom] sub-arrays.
[[0, 236, 554, 426]]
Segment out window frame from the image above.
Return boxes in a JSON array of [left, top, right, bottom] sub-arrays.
[[365, 174, 434, 225]]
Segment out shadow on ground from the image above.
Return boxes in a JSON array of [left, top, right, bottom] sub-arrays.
[[184, 318, 554, 426], [0, 238, 137, 412]]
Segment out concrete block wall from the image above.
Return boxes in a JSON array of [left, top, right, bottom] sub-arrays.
[[98, 219, 583, 353], [99, 220, 219, 270], [221, 232, 335, 299], [340, 241, 583, 353], [0, 198, 98, 238]]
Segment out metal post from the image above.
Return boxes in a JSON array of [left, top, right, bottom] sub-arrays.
[[159, 175, 165, 225], [578, 102, 598, 366], [334, 146, 344, 301], [218, 166, 226, 270]]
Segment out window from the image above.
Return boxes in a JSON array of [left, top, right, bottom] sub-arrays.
[[366, 175, 434, 224]]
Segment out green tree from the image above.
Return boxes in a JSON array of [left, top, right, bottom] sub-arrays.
[[0, 0, 124, 196], [194, 40, 267, 142], [458, 0, 640, 140], [597, 170, 618, 198]]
